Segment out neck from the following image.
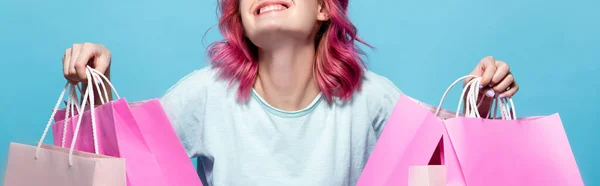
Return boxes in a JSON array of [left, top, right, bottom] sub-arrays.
[[253, 42, 320, 111]]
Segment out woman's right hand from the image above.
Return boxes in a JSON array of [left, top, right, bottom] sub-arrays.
[[62, 43, 111, 84]]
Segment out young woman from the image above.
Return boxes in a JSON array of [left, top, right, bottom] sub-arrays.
[[61, 0, 519, 185]]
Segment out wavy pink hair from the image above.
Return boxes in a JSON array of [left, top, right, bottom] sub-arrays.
[[207, 0, 370, 102]]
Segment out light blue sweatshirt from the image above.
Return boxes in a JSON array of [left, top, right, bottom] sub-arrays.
[[160, 66, 402, 186]]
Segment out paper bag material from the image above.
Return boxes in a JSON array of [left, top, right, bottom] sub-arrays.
[[3, 143, 126, 186]]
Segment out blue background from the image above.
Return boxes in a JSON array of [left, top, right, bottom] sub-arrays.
[[1, 0, 598, 184]]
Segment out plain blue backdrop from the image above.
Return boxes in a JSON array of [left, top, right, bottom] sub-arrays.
[[1, 0, 598, 185]]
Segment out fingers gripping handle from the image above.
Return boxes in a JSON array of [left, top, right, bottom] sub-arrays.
[[36, 67, 104, 166], [59, 66, 120, 148], [434, 75, 516, 120], [89, 67, 121, 102]]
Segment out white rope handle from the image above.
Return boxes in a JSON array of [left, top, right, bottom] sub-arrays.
[[434, 75, 517, 120], [63, 67, 116, 157], [67, 67, 101, 165], [458, 77, 516, 119], [61, 84, 80, 148], [89, 67, 121, 101], [434, 75, 479, 116], [459, 77, 484, 118], [61, 86, 72, 148], [35, 83, 69, 159], [484, 90, 516, 120], [91, 73, 107, 104], [35, 67, 103, 166], [58, 68, 117, 147], [65, 67, 113, 165], [496, 97, 516, 120]]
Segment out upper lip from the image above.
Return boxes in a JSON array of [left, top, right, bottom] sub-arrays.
[[253, 0, 291, 15]]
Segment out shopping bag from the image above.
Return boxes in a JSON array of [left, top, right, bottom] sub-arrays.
[[408, 165, 446, 186], [4, 143, 126, 186], [3, 82, 126, 186], [439, 75, 584, 186], [51, 67, 203, 186], [358, 73, 584, 186], [128, 98, 203, 186], [356, 94, 455, 186]]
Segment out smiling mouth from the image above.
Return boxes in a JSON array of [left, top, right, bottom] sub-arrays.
[[256, 4, 289, 15]]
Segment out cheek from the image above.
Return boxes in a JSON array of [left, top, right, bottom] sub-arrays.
[[294, 3, 320, 22], [240, 13, 254, 34], [239, 0, 251, 11], [238, 3, 254, 32], [238, 1, 253, 22], [289, 8, 318, 27]]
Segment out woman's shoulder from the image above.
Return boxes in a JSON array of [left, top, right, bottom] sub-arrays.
[[343, 70, 403, 114], [166, 65, 228, 90], [359, 70, 403, 99], [175, 65, 220, 83], [344, 70, 403, 135], [161, 65, 231, 100]]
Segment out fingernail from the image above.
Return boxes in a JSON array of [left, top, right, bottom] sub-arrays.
[[498, 94, 506, 99], [96, 76, 103, 85], [485, 90, 496, 97], [479, 85, 484, 89]]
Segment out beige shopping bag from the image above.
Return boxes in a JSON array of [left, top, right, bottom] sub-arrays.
[[3, 143, 126, 186], [408, 165, 446, 186], [3, 80, 126, 186]]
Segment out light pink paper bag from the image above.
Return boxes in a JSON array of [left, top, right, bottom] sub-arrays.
[[439, 75, 584, 186], [4, 81, 126, 186], [51, 67, 203, 186], [4, 143, 126, 186], [408, 165, 446, 186]]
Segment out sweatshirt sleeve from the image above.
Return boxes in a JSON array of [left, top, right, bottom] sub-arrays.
[[160, 68, 211, 158]]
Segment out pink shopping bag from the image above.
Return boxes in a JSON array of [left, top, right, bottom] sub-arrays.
[[442, 114, 583, 185], [438, 75, 584, 186], [4, 81, 126, 186], [356, 94, 455, 186], [51, 67, 203, 186], [358, 74, 584, 186]]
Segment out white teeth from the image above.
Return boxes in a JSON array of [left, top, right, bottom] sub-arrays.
[[258, 5, 286, 14]]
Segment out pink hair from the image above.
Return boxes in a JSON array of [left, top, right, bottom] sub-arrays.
[[207, 0, 370, 102]]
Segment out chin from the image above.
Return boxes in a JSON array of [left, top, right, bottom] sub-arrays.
[[255, 21, 288, 32], [247, 26, 311, 49]]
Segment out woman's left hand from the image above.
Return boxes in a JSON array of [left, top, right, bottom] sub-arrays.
[[467, 56, 519, 98]]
